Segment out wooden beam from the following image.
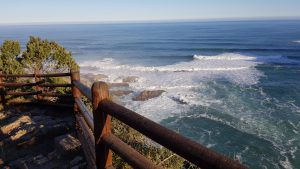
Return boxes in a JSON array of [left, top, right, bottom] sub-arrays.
[[92, 82, 112, 169]]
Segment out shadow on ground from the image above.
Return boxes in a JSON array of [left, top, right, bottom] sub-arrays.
[[0, 103, 87, 169]]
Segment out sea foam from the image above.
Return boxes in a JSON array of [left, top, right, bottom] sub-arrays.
[[79, 52, 300, 122], [193, 53, 256, 61], [79, 53, 264, 120]]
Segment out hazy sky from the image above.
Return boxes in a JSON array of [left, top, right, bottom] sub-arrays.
[[1, 0, 300, 24]]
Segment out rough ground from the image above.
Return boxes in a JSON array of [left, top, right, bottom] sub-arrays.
[[0, 104, 87, 169]]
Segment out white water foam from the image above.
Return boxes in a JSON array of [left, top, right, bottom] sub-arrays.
[[193, 53, 256, 61], [80, 53, 265, 120], [79, 53, 299, 122], [294, 40, 300, 43]]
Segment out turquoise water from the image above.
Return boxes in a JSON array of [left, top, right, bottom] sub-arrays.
[[0, 20, 300, 168]]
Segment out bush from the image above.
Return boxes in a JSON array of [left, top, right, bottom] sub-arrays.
[[0, 40, 23, 74], [22, 36, 78, 74]]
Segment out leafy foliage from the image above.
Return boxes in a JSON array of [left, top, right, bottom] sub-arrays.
[[22, 36, 78, 73], [45, 77, 71, 94], [0, 40, 23, 74]]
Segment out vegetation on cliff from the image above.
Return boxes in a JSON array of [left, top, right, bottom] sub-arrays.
[[0, 40, 23, 75]]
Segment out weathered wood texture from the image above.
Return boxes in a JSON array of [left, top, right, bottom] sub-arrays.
[[0, 72, 71, 78], [35, 71, 43, 100], [73, 80, 92, 101], [39, 83, 72, 87], [0, 82, 38, 87], [6, 91, 42, 96], [0, 72, 5, 105], [40, 93, 72, 97], [92, 82, 112, 169], [75, 98, 94, 130]]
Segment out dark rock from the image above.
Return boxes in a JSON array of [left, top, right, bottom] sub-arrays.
[[70, 162, 87, 169], [133, 90, 166, 101], [111, 90, 133, 96], [171, 97, 188, 105], [54, 134, 81, 156], [70, 156, 83, 166], [80, 74, 108, 87], [122, 76, 139, 83], [33, 154, 48, 165], [47, 150, 59, 160], [13, 159, 28, 169], [108, 83, 129, 88]]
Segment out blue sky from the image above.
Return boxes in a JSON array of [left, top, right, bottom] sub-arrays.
[[0, 0, 300, 24]]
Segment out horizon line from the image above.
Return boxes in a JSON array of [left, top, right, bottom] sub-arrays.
[[0, 16, 300, 26]]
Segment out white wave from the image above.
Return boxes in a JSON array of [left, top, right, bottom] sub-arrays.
[[193, 53, 256, 61], [80, 53, 260, 73], [294, 40, 300, 43], [79, 53, 264, 122]]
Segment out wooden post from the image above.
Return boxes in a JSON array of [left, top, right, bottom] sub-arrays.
[[34, 70, 43, 101], [92, 82, 112, 169], [0, 72, 6, 106], [70, 70, 81, 112]]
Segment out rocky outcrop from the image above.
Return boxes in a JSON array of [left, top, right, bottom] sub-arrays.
[[80, 73, 108, 87], [108, 82, 129, 88], [111, 90, 133, 96], [55, 134, 81, 156], [122, 76, 139, 83], [133, 90, 166, 101], [171, 97, 188, 105]]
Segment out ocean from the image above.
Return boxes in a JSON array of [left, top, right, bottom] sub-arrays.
[[1, 20, 300, 169]]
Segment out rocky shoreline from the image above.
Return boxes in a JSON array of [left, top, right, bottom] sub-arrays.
[[80, 73, 166, 101]]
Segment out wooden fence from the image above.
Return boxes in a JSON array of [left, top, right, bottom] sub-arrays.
[[0, 71, 248, 169]]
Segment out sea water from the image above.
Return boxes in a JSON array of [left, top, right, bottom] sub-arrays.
[[0, 20, 300, 169]]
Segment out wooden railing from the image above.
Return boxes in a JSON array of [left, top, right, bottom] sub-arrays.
[[0, 71, 248, 169], [0, 72, 73, 105]]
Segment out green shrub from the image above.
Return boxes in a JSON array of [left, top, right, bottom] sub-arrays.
[[0, 40, 23, 75]]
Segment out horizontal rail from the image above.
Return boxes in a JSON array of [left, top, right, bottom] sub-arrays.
[[5, 91, 71, 98], [7, 100, 73, 108], [6, 91, 42, 96], [75, 98, 94, 130], [100, 100, 246, 169], [0, 82, 37, 87], [103, 134, 162, 169], [73, 80, 92, 101], [36, 73, 71, 77], [0, 74, 35, 78], [39, 83, 72, 87], [77, 131, 97, 169], [40, 93, 72, 97], [0, 72, 71, 78], [75, 113, 95, 158]]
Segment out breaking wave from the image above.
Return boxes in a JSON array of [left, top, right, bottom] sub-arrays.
[[78, 53, 299, 117], [80, 53, 260, 74], [193, 53, 256, 61]]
